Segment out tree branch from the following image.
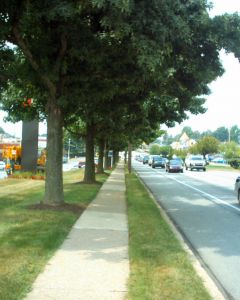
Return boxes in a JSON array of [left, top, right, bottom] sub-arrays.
[[54, 32, 67, 76], [0, 73, 8, 81], [11, 24, 56, 97]]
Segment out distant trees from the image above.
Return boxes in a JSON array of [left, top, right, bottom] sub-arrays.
[[230, 126, 240, 144], [149, 145, 173, 157], [219, 142, 240, 160], [166, 125, 240, 145], [149, 144, 161, 155], [211, 126, 240, 144], [212, 127, 229, 142], [162, 133, 175, 146], [172, 149, 188, 161], [219, 142, 240, 169], [190, 136, 220, 158], [158, 146, 173, 158]]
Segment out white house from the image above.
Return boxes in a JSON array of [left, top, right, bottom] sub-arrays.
[[171, 132, 196, 150]]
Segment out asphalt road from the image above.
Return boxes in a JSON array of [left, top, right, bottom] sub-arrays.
[[133, 160, 240, 300]]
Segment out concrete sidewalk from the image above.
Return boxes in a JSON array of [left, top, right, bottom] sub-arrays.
[[25, 162, 129, 300]]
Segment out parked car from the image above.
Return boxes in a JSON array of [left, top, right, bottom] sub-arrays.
[[235, 176, 240, 204], [78, 161, 86, 168], [0, 161, 8, 179], [135, 154, 144, 162], [143, 155, 149, 164], [166, 159, 184, 173], [78, 157, 98, 168], [152, 156, 167, 168], [0, 161, 6, 170], [185, 154, 206, 171], [211, 157, 227, 164]]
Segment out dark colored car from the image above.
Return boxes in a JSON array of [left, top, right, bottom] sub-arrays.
[[148, 155, 158, 166], [152, 156, 167, 168], [166, 159, 184, 173], [143, 155, 149, 164]]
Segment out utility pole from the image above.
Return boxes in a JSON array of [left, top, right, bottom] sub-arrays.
[[21, 120, 39, 172]]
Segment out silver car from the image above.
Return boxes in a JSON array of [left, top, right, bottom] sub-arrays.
[[235, 176, 240, 204], [185, 155, 206, 171]]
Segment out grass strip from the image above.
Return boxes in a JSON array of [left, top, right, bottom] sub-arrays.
[[125, 172, 211, 300], [0, 169, 109, 300], [206, 164, 237, 171]]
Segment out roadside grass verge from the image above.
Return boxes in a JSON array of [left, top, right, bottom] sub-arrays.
[[0, 169, 108, 300], [126, 172, 211, 300], [206, 164, 237, 171]]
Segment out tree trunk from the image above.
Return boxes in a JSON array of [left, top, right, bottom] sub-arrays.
[[44, 100, 64, 204], [84, 122, 96, 183], [104, 142, 110, 170], [128, 142, 132, 174], [113, 150, 119, 166], [124, 150, 127, 164], [97, 138, 104, 173], [116, 151, 119, 164]]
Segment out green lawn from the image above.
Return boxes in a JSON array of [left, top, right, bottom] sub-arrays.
[[126, 172, 211, 300], [0, 169, 108, 300], [206, 164, 238, 171]]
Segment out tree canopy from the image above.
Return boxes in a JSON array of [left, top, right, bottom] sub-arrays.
[[190, 136, 220, 157], [1, 1, 240, 203]]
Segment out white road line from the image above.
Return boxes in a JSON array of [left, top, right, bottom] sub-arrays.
[[135, 165, 240, 212], [169, 175, 240, 213]]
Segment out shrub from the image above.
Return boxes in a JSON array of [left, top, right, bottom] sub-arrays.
[[9, 171, 45, 180], [149, 144, 161, 155], [228, 158, 240, 169]]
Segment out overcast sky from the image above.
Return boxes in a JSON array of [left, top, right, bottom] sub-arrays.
[[1, 0, 240, 138]]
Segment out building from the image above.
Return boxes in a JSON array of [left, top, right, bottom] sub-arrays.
[[171, 132, 196, 150]]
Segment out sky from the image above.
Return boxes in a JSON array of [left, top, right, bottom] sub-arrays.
[[0, 0, 240, 138]]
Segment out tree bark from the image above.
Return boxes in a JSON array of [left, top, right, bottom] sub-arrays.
[[104, 142, 110, 170], [128, 142, 132, 174], [97, 138, 104, 173], [84, 122, 96, 183], [124, 150, 127, 164], [11, 21, 67, 205], [44, 100, 64, 204], [113, 150, 119, 166]]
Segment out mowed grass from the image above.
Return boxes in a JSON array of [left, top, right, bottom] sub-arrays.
[[0, 169, 109, 300], [206, 164, 237, 171], [126, 173, 211, 300]]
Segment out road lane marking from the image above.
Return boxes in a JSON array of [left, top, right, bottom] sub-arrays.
[[134, 164, 240, 213], [169, 176, 240, 213]]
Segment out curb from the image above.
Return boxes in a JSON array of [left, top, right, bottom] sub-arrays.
[[134, 171, 228, 300]]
